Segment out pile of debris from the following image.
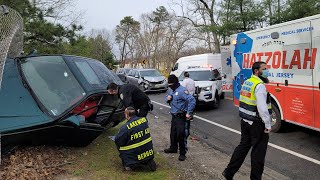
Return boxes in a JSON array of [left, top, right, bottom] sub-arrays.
[[0, 146, 73, 179]]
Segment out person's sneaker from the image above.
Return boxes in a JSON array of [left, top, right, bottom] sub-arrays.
[[178, 154, 186, 161], [164, 148, 177, 153], [222, 170, 233, 180], [147, 159, 157, 171]]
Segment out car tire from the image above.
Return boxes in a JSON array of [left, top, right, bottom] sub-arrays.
[[271, 103, 283, 132], [213, 91, 220, 109], [220, 92, 225, 99]]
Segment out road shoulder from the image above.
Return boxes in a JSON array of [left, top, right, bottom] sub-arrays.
[[148, 111, 290, 180]]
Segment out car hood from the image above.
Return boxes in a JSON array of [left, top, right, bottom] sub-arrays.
[[143, 76, 165, 82], [194, 81, 215, 88]]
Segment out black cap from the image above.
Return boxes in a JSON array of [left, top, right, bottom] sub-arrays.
[[168, 74, 178, 84]]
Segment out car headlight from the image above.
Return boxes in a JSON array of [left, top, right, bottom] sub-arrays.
[[202, 86, 212, 91]]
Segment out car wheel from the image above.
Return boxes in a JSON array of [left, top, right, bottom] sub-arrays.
[[213, 91, 220, 109], [220, 92, 225, 99], [271, 103, 283, 132]]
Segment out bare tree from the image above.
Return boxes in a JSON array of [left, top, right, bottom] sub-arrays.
[[32, 0, 84, 26], [172, 0, 221, 53], [89, 29, 113, 60]]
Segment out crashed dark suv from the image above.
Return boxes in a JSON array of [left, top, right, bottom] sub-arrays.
[[0, 55, 125, 148]]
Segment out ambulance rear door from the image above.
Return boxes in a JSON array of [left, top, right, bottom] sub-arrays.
[[220, 46, 233, 92], [312, 17, 320, 129], [281, 20, 314, 127]]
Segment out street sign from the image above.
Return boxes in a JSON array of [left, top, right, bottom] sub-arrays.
[[142, 59, 147, 65]]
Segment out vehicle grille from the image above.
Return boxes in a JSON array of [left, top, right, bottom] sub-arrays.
[[151, 81, 164, 85]]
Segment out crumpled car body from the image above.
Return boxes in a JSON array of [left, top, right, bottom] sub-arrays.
[[0, 55, 124, 148]]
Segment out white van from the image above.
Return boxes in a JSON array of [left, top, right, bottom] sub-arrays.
[[170, 53, 222, 78]]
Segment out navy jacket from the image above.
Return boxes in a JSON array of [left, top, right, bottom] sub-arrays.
[[166, 85, 196, 115], [115, 116, 154, 166], [118, 84, 150, 109]]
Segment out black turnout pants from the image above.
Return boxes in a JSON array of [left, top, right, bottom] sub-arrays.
[[224, 119, 269, 180], [169, 114, 190, 155]]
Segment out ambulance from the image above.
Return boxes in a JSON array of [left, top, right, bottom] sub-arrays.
[[230, 14, 320, 132]]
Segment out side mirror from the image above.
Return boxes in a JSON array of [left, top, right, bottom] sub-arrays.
[[172, 67, 175, 71], [224, 74, 227, 79]]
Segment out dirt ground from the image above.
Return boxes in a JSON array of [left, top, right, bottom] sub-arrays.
[[148, 111, 290, 180]]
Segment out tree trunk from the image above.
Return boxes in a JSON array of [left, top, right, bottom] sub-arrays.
[[267, 0, 273, 25], [239, 0, 247, 31], [277, 0, 280, 23]]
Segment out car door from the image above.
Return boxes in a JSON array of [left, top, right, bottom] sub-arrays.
[[132, 70, 140, 86], [126, 70, 134, 84], [72, 58, 124, 126]]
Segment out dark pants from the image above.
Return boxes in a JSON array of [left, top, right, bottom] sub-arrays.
[[136, 104, 149, 117], [122, 158, 155, 170], [224, 119, 269, 180], [170, 114, 190, 155]]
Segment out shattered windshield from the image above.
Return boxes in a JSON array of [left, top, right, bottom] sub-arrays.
[[20, 56, 86, 116]]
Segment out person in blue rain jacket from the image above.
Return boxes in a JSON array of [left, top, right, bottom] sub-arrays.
[[164, 75, 196, 161]]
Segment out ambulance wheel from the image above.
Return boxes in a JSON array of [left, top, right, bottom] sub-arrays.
[[271, 103, 282, 132]]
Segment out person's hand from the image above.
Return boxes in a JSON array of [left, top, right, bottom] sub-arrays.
[[186, 114, 191, 120], [167, 95, 172, 101], [264, 128, 271, 133]]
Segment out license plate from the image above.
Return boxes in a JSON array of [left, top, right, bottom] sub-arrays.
[[155, 84, 161, 88]]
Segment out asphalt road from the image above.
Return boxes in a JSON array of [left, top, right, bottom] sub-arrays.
[[148, 92, 320, 180]]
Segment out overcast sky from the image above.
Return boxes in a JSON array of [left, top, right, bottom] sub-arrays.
[[76, 0, 180, 32]]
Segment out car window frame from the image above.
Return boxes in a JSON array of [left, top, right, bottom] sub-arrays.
[[134, 71, 140, 78], [127, 70, 131, 76]]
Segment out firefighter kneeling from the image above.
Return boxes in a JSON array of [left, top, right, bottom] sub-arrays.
[[115, 107, 156, 171]]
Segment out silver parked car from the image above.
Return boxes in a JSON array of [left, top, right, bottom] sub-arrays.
[[127, 69, 168, 92]]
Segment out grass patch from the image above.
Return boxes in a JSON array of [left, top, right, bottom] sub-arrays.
[[66, 122, 178, 179]]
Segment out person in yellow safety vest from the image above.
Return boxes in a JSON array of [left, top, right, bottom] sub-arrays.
[[223, 61, 272, 180], [115, 107, 156, 171]]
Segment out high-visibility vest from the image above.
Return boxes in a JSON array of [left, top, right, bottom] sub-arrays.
[[239, 75, 272, 121]]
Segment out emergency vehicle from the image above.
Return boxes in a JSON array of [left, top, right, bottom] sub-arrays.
[[230, 14, 320, 132], [171, 53, 222, 78], [178, 67, 223, 108]]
